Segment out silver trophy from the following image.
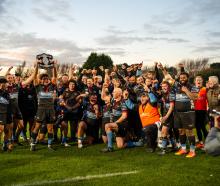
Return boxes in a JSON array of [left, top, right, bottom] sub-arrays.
[[36, 53, 54, 69]]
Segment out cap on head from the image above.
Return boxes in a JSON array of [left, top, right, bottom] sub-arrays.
[[0, 76, 7, 83], [140, 91, 148, 97]]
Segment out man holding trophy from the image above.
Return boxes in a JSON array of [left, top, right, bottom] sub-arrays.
[[29, 53, 58, 151]]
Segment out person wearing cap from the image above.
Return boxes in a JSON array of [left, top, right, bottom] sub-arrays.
[[124, 86, 160, 153]]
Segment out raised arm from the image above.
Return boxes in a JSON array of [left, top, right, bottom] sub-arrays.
[[158, 62, 175, 83], [101, 83, 109, 101], [104, 69, 110, 82], [51, 60, 58, 84], [136, 62, 143, 77], [154, 62, 163, 84], [21, 62, 38, 86], [68, 65, 76, 80], [157, 63, 168, 77], [5, 66, 13, 77]]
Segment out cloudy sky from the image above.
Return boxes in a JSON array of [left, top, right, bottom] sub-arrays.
[[0, 0, 220, 67]]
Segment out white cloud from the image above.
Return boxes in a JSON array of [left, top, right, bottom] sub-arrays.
[[0, 32, 90, 65], [31, 0, 75, 23]]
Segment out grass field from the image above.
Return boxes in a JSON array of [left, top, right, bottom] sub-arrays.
[[1, 142, 220, 186]]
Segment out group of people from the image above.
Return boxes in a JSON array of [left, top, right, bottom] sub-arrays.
[[0, 60, 219, 158]]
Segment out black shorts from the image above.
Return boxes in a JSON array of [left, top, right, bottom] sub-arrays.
[[11, 103, 22, 120], [84, 118, 100, 140], [21, 110, 36, 120], [101, 117, 111, 136], [40, 124, 47, 134], [115, 121, 128, 137], [35, 108, 56, 124], [0, 113, 12, 125], [63, 111, 78, 122], [174, 111, 195, 130], [112, 116, 128, 137], [162, 114, 174, 128]]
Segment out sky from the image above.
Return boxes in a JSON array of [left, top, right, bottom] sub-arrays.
[[0, 0, 220, 68]]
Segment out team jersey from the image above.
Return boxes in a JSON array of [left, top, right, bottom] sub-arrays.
[[35, 83, 56, 109], [0, 90, 10, 114], [55, 98, 66, 115], [102, 104, 112, 120], [63, 90, 80, 113], [173, 82, 193, 112], [18, 84, 37, 114], [7, 83, 20, 103], [83, 85, 101, 103], [111, 98, 128, 120], [161, 91, 175, 115], [82, 101, 100, 120]]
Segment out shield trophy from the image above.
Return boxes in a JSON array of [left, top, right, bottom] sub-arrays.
[[36, 53, 54, 69]]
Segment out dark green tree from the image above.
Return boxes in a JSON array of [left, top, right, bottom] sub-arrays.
[[197, 69, 220, 82], [210, 62, 220, 69], [82, 52, 113, 70]]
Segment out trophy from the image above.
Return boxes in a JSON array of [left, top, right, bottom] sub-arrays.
[[36, 53, 54, 69]]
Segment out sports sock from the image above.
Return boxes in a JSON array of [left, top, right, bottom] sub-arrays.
[[188, 135, 196, 152], [107, 131, 113, 148], [179, 134, 187, 150], [78, 137, 83, 144], [62, 137, 67, 144], [48, 133, 53, 145], [31, 132, 37, 144], [161, 137, 168, 149]]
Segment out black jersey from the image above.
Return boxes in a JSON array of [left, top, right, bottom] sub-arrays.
[[18, 84, 37, 114], [63, 90, 80, 113]]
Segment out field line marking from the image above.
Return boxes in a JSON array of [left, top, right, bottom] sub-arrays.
[[11, 170, 139, 186]]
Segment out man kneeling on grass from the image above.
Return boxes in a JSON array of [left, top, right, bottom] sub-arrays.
[[77, 93, 100, 148], [101, 88, 128, 152], [124, 88, 160, 153]]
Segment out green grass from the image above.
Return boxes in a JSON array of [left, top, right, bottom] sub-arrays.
[[0, 143, 220, 186]]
